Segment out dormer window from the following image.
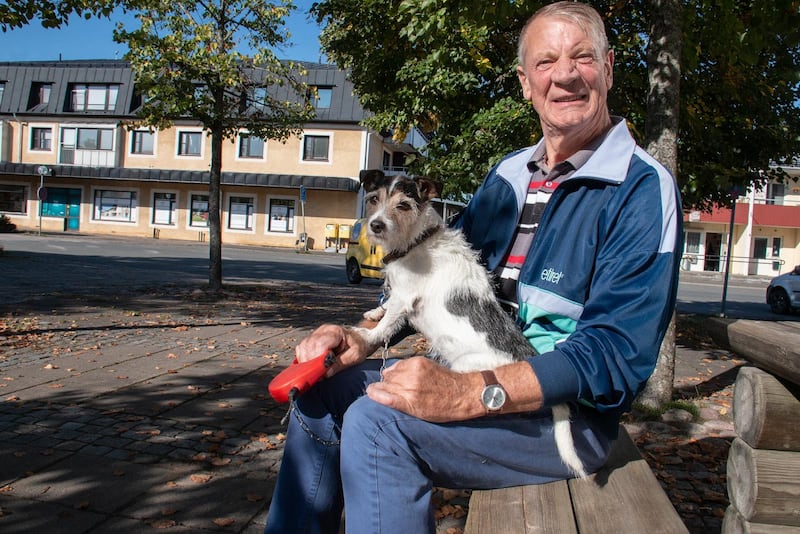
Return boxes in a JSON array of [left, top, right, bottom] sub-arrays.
[[70, 83, 119, 112], [28, 82, 52, 110], [312, 86, 332, 109]]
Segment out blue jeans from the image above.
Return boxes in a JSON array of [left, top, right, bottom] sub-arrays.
[[264, 359, 613, 534]]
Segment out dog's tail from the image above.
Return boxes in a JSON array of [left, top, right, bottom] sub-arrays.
[[552, 403, 588, 479]]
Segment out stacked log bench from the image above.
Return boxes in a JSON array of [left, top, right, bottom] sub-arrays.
[[722, 366, 800, 533], [464, 425, 687, 534]]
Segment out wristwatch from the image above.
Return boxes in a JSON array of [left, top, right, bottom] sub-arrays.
[[480, 370, 507, 413]]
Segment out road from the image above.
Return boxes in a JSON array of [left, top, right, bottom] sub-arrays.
[[1, 232, 797, 322]]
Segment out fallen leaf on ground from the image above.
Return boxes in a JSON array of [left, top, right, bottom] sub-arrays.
[[213, 518, 236, 527], [190, 473, 212, 484]]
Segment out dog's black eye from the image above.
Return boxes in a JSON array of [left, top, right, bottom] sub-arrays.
[[366, 195, 378, 205], [396, 202, 412, 212]]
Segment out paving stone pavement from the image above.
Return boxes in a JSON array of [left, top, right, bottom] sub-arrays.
[[0, 283, 387, 533], [0, 277, 789, 534]]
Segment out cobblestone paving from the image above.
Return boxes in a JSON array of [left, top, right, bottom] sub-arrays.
[[0, 283, 747, 533]]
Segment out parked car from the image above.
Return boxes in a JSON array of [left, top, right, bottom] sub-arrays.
[[345, 219, 384, 284], [766, 265, 800, 314]]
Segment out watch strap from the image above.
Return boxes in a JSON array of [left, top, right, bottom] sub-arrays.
[[480, 370, 499, 387]]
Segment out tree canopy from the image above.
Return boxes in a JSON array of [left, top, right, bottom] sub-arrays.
[[114, 0, 314, 290], [312, 0, 800, 209]]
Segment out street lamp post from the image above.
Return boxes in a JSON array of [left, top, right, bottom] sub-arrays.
[[36, 165, 50, 236], [720, 186, 743, 317]]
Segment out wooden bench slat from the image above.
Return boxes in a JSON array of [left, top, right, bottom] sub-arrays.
[[465, 427, 687, 534], [569, 429, 687, 534], [464, 483, 578, 534]]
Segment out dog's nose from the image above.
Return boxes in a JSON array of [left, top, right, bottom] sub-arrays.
[[370, 219, 385, 234]]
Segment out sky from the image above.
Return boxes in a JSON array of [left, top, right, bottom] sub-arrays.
[[0, 1, 324, 63]]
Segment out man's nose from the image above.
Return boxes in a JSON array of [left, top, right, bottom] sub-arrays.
[[551, 57, 578, 81]]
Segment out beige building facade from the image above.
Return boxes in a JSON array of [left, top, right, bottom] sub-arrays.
[[0, 60, 418, 251]]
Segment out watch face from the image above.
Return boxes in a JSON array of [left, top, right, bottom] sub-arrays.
[[482, 385, 507, 411]]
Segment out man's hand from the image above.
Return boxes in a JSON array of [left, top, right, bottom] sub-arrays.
[[295, 324, 375, 377], [366, 357, 485, 422]]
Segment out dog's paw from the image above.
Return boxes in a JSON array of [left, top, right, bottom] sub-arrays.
[[363, 306, 386, 322], [350, 326, 377, 345]]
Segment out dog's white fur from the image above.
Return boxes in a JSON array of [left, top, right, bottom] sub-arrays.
[[353, 170, 587, 479]]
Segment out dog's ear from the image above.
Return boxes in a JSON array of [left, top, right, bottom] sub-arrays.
[[359, 169, 386, 192], [415, 177, 442, 201]]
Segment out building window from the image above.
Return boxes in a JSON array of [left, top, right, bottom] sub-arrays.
[[153, 192, 177, 225], [766, 183, 785, 206], [268, 198, 295, 233], [178, 131, 203, 156], [190, 194, 209, 227], [61, 127, 114, 151], [93, 190, 136, 222], [31, 127, 52, 151], [238, 133, 264, 159], [685, 232, 701, 254], [28, 82, 52, 109], [228, 196, 254, 230], [70, 84, 119, 111], [0, 82, 5, 105], [753, 237, 768, 260], [772, 237, 782, 257], [0, 184, 26, 214], [131, 130, 155, 155], [250, 86, 268, 110], [303, 135, 330, 161], [313, 87, 332, 109]]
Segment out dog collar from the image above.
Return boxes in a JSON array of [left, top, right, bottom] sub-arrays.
[[382, 225, 442, 264]]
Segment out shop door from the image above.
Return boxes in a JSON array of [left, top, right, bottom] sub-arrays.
[[43, 188, 82, 231], [704, 233, 722, 272]]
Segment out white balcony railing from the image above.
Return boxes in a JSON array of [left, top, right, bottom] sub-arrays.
[[59, 145, 116, 167]]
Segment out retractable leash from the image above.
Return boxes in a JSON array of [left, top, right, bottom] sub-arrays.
[[269, 351, 343, 446], [268, 343, 392, 447]]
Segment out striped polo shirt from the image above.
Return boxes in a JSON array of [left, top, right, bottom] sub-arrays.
[[495, 143, 599, 316]]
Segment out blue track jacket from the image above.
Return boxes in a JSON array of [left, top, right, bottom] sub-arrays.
[[454, 118, 683, 418]]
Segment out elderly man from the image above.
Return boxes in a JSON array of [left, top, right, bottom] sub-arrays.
[[265, 2, 682, 533]]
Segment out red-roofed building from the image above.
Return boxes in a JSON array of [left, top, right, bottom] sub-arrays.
[[682, 168, 800, 277]]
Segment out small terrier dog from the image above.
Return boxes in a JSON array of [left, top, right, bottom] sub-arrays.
[[353, 169, 587, 479]]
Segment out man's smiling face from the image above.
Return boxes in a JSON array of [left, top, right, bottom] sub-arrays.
[[517, 15, 614, 140]]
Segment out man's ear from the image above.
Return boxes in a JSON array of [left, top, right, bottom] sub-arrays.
[[415, 177, 442, 201]]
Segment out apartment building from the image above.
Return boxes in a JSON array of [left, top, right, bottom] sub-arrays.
[[682, 167, 800, 276], [0, 60, 418, 250]]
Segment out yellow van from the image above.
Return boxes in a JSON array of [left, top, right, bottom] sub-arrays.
[[345, 218, 384, 283]]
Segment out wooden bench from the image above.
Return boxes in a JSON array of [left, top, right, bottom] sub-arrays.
[[464, 426, 687, 534]]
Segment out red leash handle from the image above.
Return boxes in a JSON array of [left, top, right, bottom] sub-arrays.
[[268, 351, 336, 404]]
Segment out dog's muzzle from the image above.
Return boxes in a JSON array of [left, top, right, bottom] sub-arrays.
[[370, 219, 386, 235]]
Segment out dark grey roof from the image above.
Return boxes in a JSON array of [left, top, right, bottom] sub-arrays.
[[0, 59, 367, 123], [0, 161, 360, 192]]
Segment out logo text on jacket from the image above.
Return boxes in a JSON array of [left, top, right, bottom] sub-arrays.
[[541, 267, 564, 284]]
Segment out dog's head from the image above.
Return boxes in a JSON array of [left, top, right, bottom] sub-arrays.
[[358, 170, 442, 251]]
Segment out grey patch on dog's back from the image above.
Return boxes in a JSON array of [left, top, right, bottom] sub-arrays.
[[446, 292, 533, 361]]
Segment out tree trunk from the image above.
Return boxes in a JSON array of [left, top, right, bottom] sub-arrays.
[[208, 129, 223, 292], [637, 0, 682, 409]]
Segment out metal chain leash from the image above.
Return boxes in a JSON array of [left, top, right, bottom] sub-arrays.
[[280, 340, 391, 447]]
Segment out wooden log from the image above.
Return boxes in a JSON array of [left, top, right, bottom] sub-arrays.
[[723, 505, 800, 534], [706, 319, 800, 385], [727, 437, 800, 525], [734, 366, 800, 451]]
